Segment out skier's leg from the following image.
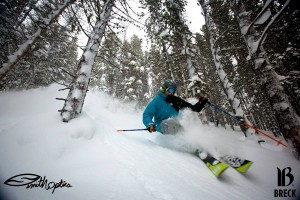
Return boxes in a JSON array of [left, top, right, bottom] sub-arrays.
[[160, 119, 206, 154], [160, 118, 183, 135]]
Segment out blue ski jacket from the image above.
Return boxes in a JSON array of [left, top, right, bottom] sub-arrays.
[[143, 91, 178, 133], [143, 91, 208, 133]]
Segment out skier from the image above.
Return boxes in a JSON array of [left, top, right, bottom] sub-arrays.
[[143, 80, 208, 135], [143, 81, 253, 177]]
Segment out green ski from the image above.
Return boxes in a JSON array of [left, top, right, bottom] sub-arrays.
[[195, 149, 229, 177]]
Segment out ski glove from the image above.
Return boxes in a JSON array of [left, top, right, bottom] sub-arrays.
[[165, 95, 208, 112], [147, 124, 156, 133], [235, 116, 245, 122], [191, 96, 208, 112], [198, 96, 208, 104]]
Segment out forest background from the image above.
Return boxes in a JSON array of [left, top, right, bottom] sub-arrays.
[[0, 0, 299, 158]]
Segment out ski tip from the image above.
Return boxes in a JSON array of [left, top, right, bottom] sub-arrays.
[[215, 165, 229, 177], [207, 162, 229, 177], [236, 161, 254, 173]]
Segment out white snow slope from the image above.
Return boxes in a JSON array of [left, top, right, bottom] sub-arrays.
[[0, 84, 299, 200]]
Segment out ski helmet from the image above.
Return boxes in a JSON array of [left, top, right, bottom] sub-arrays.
[[161, 80, 177, 92]]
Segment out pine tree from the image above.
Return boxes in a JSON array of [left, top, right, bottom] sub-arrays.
[[0, 0, 76, 82], [128, 35, 148, 106], [0, 0, 37, 66], [143, 0, 207, 98], [0, 21, 78, 90], [92, 33, 122, 95], [143, 0, 175, 91], [194, 29, 227, 127], [145, 44, 165, 97], [199, 0, 253, 134]]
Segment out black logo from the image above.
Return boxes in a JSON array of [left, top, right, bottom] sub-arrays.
[[4, 173, 72, 194], [274, 167, 297, 198], [277, 167, 294, 187]]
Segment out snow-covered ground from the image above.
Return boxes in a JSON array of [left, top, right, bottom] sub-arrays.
[[0, 84, 299, 200]]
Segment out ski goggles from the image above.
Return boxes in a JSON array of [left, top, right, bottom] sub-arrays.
[[166, 87, 176, 94]]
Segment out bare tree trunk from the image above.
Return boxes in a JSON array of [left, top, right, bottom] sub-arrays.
[[60, 0, 115, 122], [0, 0, 75, 81]]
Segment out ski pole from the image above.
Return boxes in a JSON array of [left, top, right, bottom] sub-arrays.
[[207, 102, 288, 147], [243, 122, 287, 147], [116, 128, 148, 132], [208, 101, 247, 138], [207, 102, 240, 121]]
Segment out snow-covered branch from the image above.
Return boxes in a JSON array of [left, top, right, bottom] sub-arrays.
[[256, 0, 291, 53], [244, 0, 275, 35]]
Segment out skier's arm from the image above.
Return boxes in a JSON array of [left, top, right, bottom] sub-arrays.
[[166, 95, 207, 112], [143, 100, 156, 128], [165, 95, 193, 111]]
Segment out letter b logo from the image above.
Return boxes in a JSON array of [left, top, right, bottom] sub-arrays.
[[277, 167, 294, 186]]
